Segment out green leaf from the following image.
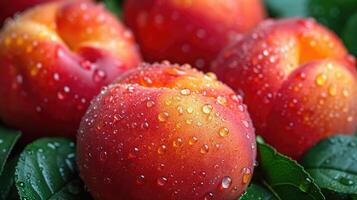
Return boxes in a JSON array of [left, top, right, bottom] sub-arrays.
[[0, 126, 21, 175], [264, 0, 308, 17], [307, 0, 357, 34], [342, 12, 357, 57], [258, 141, 325, 200], [0, 157, 19, 200], [302, 135, 357, 195], [240, 183, 278, 200], [104, 0, 124, 18], [15, 138, 91, 200]]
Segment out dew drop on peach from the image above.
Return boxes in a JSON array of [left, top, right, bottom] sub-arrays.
[[188, 136, 198, 145], [173, 137, 183, 148], [157, 144, 167, 154], [200, 144, 209, 154], [315, 73, 327, 86], [202, 104, 212, 114], [242, 167, 252, 184], [180, 88, 191, 96], [158, 112, 169, 122], [157, 177, 168, 186], [93, 69, 107, 83], [221, 176, 232, 189], [136, 175, 145, 185], [219, 127, 229, 137]]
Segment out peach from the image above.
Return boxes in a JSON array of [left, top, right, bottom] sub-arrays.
[[77, 62, 256, 200], [124, 0, 265, 71], [212, 18, 357, 159], [0, 1, 141, 139]]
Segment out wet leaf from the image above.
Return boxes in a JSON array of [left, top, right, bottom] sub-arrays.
[[302, 135, 357, 195], [15, 138, 91, 200], [258, 141, 325, 200], [0, 126, 21, 174], [240, 183, 278, 200]]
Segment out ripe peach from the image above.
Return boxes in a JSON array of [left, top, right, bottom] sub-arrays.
[[212, 18, 357, 159], [77, 62, 256, 200], [0, 1, 141, 139], [124, 0, 265, 71]]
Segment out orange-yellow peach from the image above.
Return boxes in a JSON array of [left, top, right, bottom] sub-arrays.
[[212, 18, 357, 159], [77, 62, 256, 200], [0, 1, 141, 140]]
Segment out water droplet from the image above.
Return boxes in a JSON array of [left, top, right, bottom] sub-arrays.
[[165, 99, 172, 105], [146, 100, 155, 108], [157, 177, 168, 186], [128, 147, 140, 158], [242, 168, 251, 184], [221, 176, 232, 189], [93, 69, 106, 82], [157, 163, 165, 171], [202, 104, 212, 114], [189, 136, 198, 145], [177, 106, 184, 114], [180, 88, 191, 96], [17, 181, 25, 187], [136, 175, 145, 185], [338, 176, 354, 186], [187, 107, 194, 114], [79, 60, 92, 70], [53, 73, 60, 81], [63, 86, 70, 93], [200, 144, 209, 154], [242, 120, 249, 128], [347, 116, 353, 122], [315, 73, 327, 86], [57, 92, 65, 100], [217, 96, 227, 106], [173, 138, 183, 147], [204, 192, 214, 200], [99, 151, 108, 161], [157, 145, 167, 154], [219, 127, 229, 137], [16, 75, 23, 84], [343, 89, 349, 97], [158, 112, 169, 122], [328, 85, 337, 96]]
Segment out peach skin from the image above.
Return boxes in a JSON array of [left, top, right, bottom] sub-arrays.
[[124, 0, 265, 71], [212, 18, 357, 159], [0, 1, 141, 140], [77, 62, 256, 200]]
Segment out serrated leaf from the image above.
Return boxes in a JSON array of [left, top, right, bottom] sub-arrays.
[[342, 12, 357, 57], [302, 135, 357, 195], [0, 126, 21, 174], [240, 183, 278, 200], [15, 138, 91, 200], [0, 157, 18, 200], [258, 141, 325, 200], [264, 0, 308, 17]]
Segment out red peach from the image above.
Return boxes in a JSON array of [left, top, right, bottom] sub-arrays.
[[124, 0, 265, 71], [212, 18, 357, 159], [0, 1, 141, 140], [77, 62, 256, 200]]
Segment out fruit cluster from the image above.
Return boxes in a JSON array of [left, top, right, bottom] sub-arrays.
[[0, 0, 356, 200]]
